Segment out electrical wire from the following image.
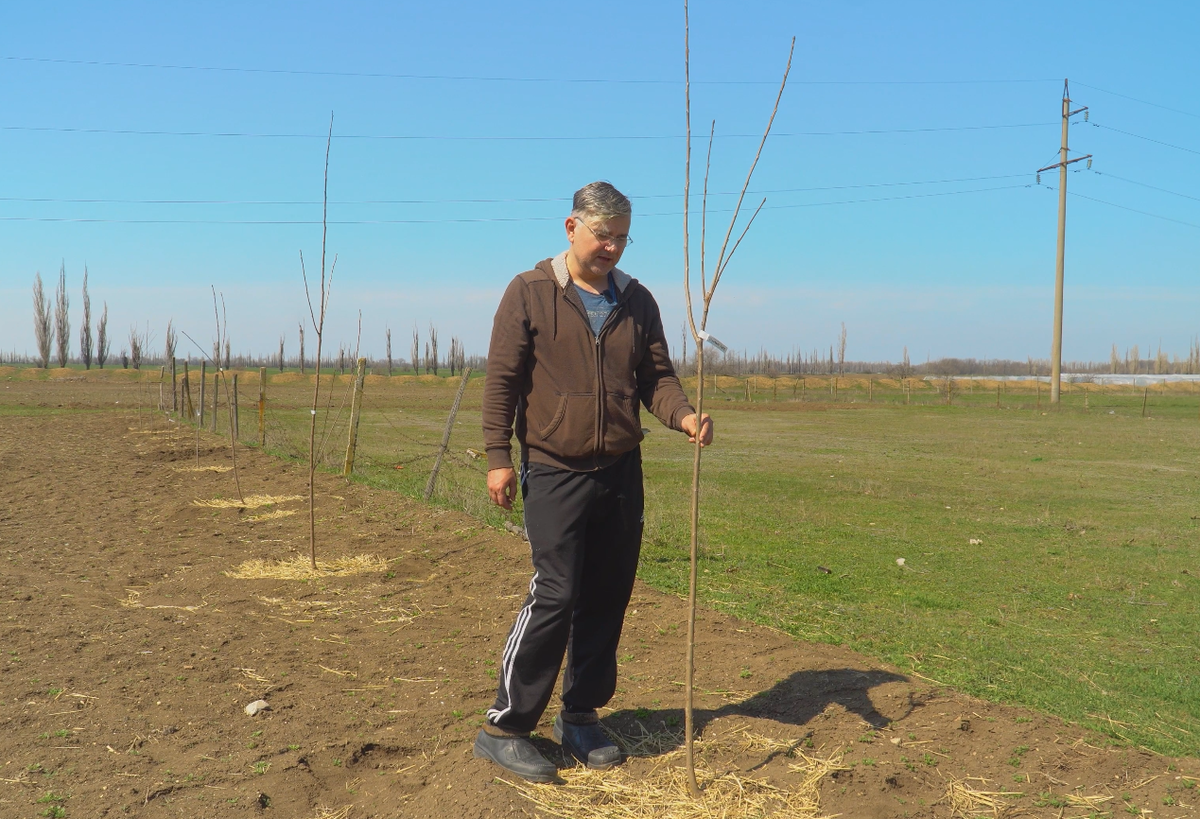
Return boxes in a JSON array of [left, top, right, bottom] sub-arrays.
[[1090, 122, 1200, 157], [0, 122, 1057, 141], [3, 55, 1059, 87], [0, 173, 1032, 207], [1041, 185, 1200, 231], [1090, 170, 1200, 205], [0, 184, 1030, 225], [1073, 81, 1200, 120]]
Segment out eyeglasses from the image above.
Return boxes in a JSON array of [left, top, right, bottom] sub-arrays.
[[575, 218, 633, 249]]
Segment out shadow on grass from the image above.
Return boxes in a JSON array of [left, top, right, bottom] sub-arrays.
[[605, 667, 910, 755]]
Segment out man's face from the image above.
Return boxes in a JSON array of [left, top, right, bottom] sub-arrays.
[[566, 214, 631, 279]]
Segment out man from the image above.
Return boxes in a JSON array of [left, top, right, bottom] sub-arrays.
[[474, 181, 713, 782]]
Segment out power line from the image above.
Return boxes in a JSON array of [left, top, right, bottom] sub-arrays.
[[0, 122, 1057, 142], [3, 55, 1060, 87], [1090, 122, 1200, 157], [1073, 81, 1200, 120], [0, 184, 1030, 225], [1090, 170, 1200, 205], [0, 173, 1032, 208], [1042, 185, 1200, 231]]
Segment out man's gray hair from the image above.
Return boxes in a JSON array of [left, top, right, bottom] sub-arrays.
[[571, 181, 632, 222]]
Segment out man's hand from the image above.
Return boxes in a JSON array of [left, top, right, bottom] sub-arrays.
[[680, 413, 714, 447], [488, 467, 518, 510]]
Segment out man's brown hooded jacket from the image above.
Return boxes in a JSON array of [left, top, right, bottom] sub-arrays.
[[483, 252, 695, 472]]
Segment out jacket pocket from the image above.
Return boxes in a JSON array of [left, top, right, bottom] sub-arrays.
[[603, 391, 643, 454], [536, 392, 596, 454]]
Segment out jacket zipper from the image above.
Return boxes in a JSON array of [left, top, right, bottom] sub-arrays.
[[562, 284, 630, 463]]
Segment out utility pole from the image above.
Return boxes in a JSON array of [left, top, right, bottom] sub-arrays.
[[1038, 79, 1092, 405]]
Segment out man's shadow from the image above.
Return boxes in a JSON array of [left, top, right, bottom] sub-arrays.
[[602, 667, 911, 757]]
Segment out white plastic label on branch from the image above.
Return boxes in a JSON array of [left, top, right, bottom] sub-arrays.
[[696, 330, 728, 354]]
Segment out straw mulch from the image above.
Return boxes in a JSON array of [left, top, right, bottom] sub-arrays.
[[172, 464, 233, 473], [193, 493, 304, 509], [243, 509, 297, 523], [505, 728, 847, 819], [226, 554, 388, 581], [945, 778, 1024, 817]]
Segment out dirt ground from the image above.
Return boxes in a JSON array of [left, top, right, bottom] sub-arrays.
[[2, 395, 1198, 817]]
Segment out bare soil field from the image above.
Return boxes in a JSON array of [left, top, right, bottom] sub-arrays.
[[2, 385, 1198, 817]]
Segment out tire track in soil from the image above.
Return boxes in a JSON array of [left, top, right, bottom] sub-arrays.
[[1, 410, 1196, 818]]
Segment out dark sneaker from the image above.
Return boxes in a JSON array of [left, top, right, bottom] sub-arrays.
[[473, 729, 558, 783], [553, 715, 622, 770]]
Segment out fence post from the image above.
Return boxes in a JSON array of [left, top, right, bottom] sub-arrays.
[[869, 378, 873, 403], [182, 361, 193, 422], [199, 361, 206, 428], [343, 358, 368, 476], [232, 373, 240, 439], [258, 367, 267, 447], [211, 370, 218, 432], [1142, 387, 1149, 417], [158, 365, 165, 411], [424, 368, 473, 501], [996, 383, 1001, 409], [170, 357, 177, 413]]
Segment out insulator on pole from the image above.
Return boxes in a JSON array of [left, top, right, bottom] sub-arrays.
[[1086, 158, 1092, 170], [1036, 172, 1041, 185], [1084, 110, 1089, 122]]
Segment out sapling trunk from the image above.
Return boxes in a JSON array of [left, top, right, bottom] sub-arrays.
[[680, 0, 792, 794], [302, 115, 337, 570]]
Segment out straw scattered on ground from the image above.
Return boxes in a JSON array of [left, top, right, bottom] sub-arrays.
[[226, 554, 388, 580], [243, 508, 297, 522], [173, 464, 233, 473], [945, 778, 1024, 818], [194, 493, 304, 509], [307, 807, 351, 819], [507, 730, 846, 819]]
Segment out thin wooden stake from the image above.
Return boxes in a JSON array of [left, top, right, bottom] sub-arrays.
[[170, 357, 177, 413], [1142, 387, 1149, 417], [199, 361, 206, 428], [425, 368, 472, 500], [232, 373, 240, 438], [343, 357, 368, 477], [210, 371, 218, 432]]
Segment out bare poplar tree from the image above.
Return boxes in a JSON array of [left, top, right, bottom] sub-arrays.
[[79, 268, 93, 369], [428, 323, 439, 375], [298, 322, 306, 374], [837, 322, 847, 376], [164, 320, 177, 368], [128, 326, 143, 370], [224, 338, 231, 370], [338, 344, 346, 374], [386, 326, 393, 375], [1110, 343, 1119, 374], [32, 273, 53, 368], [96, 302, 110, 368], [423, 341, 430, 374], [54, 264, 70, 367], [278, 335, 285, 372], [411, 327, 420, 374]]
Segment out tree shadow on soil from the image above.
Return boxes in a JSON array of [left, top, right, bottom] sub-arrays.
[[604, 667, 910, 757]]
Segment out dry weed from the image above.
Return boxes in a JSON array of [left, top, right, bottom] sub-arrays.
[[945, 778, 1023, 818]]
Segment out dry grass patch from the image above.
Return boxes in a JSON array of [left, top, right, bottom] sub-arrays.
[[507, 729, 846, 819], [173, 464, 233, 473], [307, 807, 352, 819], [227, 554, 387, 580], [193, 493, 303, 509]]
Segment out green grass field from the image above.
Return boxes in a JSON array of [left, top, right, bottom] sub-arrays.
[[6, 367, 1197, 755]]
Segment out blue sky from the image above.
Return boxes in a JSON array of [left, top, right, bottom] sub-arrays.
[[1, 1, 1197, 365]]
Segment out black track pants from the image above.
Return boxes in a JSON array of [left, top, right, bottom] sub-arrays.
[[486, 449, 644, 735]]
